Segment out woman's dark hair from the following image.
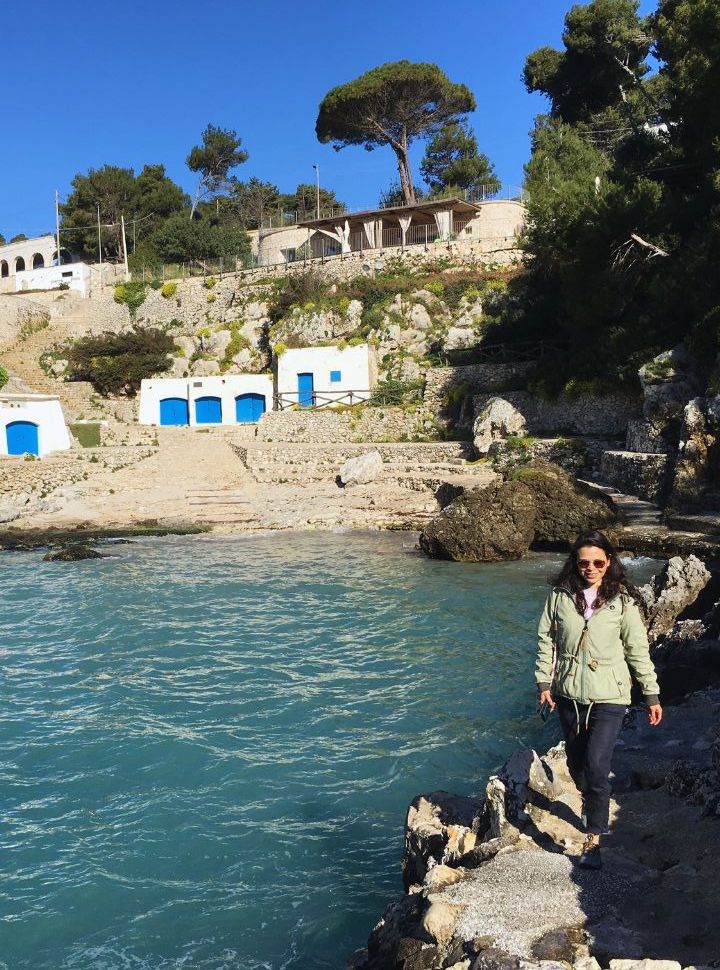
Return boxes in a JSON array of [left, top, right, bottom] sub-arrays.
[[550, 530, 640, 614]]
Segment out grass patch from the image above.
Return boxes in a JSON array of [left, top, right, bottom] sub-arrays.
[[69, 422, 101, 447]]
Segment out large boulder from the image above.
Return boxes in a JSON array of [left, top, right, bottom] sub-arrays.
[[506, 461, 617, 545], [638, 555, 711, 644], [419, 480, 537, 562], [473, 397, 527, 456], [419, 463, 617, 562], [338, 451, 384, 486]]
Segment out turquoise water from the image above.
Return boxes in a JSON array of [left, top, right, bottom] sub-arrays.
[[0, 533, 656, 969]]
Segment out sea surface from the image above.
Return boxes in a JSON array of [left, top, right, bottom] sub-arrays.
[[0, 532, 659, 970]]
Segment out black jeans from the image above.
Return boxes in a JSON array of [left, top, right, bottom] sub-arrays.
[[555, 696, 626, 834]]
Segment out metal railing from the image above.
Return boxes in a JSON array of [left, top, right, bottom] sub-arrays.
[[258, 185, 525, 230], [274, 389, 371, 411]]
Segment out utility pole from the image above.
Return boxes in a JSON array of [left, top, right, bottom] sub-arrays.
[[55, 190, 61, 266], [120, 215, 130, 281], [313, 164, 320, 219], [97, 204, 102, 284]]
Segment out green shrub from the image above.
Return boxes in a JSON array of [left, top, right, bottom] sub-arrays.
[[424, 279, 445, 297], [64, 324, 175, 396], [203, 276, 217, 289], [207, 293, 216, 304], [161, 282, 177, 299], [267, 270, 330, 323], [273, 341, 288, 357], [114, 281, 147, 318], [148, 279, 163, 290], [0, 364, 8, 389]]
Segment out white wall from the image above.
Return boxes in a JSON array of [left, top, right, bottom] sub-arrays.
[[276, 345, 374, 406], [0, 395, 71, 457], [139, 374, 274, 426], [15, 262, 91, 298]]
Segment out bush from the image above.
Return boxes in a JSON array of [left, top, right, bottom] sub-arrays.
[[0, 364, 8, 390], [65, 325, 175, 396], [161, 282, 177, 299], [203, 276, 217, 289], [267, 270, 330, 323], [273, 341, 288, 357], [114, 281, 147, 318]]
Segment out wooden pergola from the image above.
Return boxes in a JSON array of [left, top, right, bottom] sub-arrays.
[[298, 198, 482, 257]]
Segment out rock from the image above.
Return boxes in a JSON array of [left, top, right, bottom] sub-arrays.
[[398, 357, 422, 382], [207, 328, 232, 356], [43, 544, 104, 561], [498, 747, 563, 826], [572, 959, 602, 970], [173, 334, 197, 358], [638, 555, 711, 643], [190, 358, 221, 376], [470, 947, 521, 970], [50, 358, 68, 376], [444, 326, 478, 351], [667, 395, 720, 512], [424, 864, 465, 893], [639, 346, 700, 448], [473, 398, 527, 455], [419, 481, 537, 562], [231, 348, 255, 370], [338, 451, 384, 487], [409, 303, 433, 331], [367, 893, 425, 962], [403, 791, 485, 889], [421, 900, 462, 945], [609, 962, 681, 970], [531, 926, 586, 963], [506, 462, 617, 545]]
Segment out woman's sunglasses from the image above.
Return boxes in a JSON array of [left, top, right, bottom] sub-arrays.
[[577, 558, 609, 569]]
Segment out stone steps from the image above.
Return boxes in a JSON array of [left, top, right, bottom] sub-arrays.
[[664, 511, 720, 538]]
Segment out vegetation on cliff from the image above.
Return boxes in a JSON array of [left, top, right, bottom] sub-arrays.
[[494, 0, 720, 398]]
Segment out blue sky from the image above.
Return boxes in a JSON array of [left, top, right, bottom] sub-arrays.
[[2, 0, 657, 239]]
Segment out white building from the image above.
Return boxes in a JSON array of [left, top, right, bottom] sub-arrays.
[[0, 234, 74, 293], [0, 393, 71, 457], [139, 375, 274, 426], [276, 345, 376, 408], [15, 262, 92, 298]]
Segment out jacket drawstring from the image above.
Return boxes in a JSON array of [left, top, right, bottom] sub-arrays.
[[572, 698, 594, 734]]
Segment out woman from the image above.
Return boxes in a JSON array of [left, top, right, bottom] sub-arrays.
[[536, 531, 662, 870]]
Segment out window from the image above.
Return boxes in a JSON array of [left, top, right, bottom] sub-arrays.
[[330, 370, 342, 383]]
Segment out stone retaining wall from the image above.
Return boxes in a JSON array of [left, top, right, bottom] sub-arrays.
[[488, 436, 619, 479], [424, 362, 532, 411], [256, 406, 437, 443], [600, 450, 671, 503], [474, 390, 641, 437]]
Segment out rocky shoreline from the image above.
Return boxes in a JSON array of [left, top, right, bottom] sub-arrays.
[[347, 557, 720, 970]]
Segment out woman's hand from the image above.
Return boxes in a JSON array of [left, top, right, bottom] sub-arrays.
[[538, 689, 556, 712], [648, 703, 662, 726]]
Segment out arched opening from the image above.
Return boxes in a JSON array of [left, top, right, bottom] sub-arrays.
[[194, 396, 222, 424], [6, 421, 39, 456], [51, 248, 73, 266], [32, 253, 45, 269], [0, 261, 8, 278], [159, 398, 189, 426], [235, 393, 266, 423], [15, 256, 25, 273]]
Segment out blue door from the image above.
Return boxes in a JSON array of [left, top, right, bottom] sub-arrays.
[[6, 421, 39, 456], [297, 372, 314, 408], [235, 393, 266, 423], [195, 396, 222, 424], [159, 397, 189, 426]]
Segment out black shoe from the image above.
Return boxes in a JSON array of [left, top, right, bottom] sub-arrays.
[[579, 835, 602, 870]]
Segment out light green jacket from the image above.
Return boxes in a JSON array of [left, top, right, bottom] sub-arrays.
[[536, 586, 660, 706]]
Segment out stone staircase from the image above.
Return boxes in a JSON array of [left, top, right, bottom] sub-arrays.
[[0, 307, 120, 423], [238, 440, 496, 492]]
